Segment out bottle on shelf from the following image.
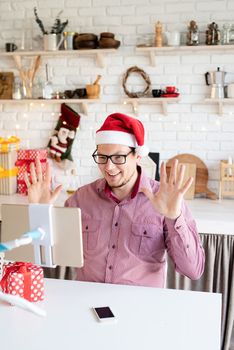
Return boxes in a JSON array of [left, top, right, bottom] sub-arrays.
[[187, 20, 199, 46], [42, 64, 53, 99], [155, 21, 163, 47], [222, 23, 231, 45]]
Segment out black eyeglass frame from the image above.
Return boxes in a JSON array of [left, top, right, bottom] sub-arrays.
[[92, 149, 134, 164]]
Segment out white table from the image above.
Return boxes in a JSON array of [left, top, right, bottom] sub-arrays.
[[187, 198, 234, 235], [0, 278, 221, 350]]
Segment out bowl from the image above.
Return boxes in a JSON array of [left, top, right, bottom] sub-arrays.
[[86, 84, 100, 99], [98, 38, 121, 49], [76, 88, 87, 98], [100, 32, 115, 39], [74, 40, 98, 49], [75, 33, 98, 42]]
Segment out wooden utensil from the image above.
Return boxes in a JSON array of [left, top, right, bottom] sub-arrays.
[[93, 75, 102, 85], [13, 55, 41, 98], [166, 153, 218, 200]]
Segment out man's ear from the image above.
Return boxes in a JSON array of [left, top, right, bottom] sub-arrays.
[[136, 153, 142, 164]]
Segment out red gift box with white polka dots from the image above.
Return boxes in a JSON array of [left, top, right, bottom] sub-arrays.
[[16, 149, 47, 195], [0, 262, 44, 302]]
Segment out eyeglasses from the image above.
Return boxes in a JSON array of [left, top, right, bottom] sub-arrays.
[[92, 149, 134, 164]]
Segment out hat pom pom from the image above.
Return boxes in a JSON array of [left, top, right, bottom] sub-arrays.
[[136, 145, 149, 157]]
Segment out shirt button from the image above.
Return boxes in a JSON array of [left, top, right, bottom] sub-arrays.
[[108, 265, 112, 270], [115, 222, 118, 227], [112, 244, 116, 249], [143, 231, 147, 235], [176, 226, 181, 230]]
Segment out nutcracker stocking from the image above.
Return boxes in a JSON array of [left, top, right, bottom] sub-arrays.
[[48, 103, 81, 163]]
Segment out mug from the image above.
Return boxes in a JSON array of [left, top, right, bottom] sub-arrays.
[[43, 34, 64, 51], [166, 86, 177, 94], [152, 89, 162, 97], [166, 31, 180, 46], [5, 43, 17, 52], [227, 84, 234, 98]]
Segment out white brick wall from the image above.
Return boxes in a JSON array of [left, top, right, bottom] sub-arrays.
[[0, 0, 234, 192]]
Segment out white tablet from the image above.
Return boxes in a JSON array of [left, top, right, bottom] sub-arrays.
[[1, 204, 83, 268]]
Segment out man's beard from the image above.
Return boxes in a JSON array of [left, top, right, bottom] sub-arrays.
[[109, 170, 135, 189]]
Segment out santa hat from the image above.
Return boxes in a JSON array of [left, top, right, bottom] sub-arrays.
[[95, 113, 149, 157]]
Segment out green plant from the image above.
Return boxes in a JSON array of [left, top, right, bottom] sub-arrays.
[[34, 7, 68, 35]]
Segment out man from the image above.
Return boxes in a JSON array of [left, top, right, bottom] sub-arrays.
[[25, 113, 205, 288]]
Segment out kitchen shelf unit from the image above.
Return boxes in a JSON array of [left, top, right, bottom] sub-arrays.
[[204, 98, 234, 116], [122, 97, 181, 115], [0, 48, 118, 68], [136, 44, 234, 66], [0, 98, 99, 115]]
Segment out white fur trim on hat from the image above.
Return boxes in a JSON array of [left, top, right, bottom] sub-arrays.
[[96, 130, 137, 148], [136, 145, 149, 157]]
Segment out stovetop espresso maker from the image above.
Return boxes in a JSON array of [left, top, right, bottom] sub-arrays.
[[205, 67, 226, 99]]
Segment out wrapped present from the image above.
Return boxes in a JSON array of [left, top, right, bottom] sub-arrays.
[[0, 136, 20, 153], [0, 261, 44, 302], [0, 166, 18, 195], [16, 149, 47, 195], [0, 150, 18, 195]]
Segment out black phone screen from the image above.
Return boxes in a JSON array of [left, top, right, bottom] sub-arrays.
[[94, 307, 115, 319]]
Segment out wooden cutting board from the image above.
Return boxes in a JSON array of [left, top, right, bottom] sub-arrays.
[[166, 154, 218, 200], [166, 162, 196, 199]]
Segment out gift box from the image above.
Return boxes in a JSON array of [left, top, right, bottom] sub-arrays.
[[0, 150, 18, 195], [0, 136, 20, 153], [16, 149, 47, 195], [0, 262, 44, 302]]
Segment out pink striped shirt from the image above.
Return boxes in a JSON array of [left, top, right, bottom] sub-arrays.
[[65, 170, 205, 288]]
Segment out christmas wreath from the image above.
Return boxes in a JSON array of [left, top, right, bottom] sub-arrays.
[[122, 66, 151, 98]]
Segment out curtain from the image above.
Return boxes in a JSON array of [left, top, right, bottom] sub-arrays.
[[166, 233, 234, 350], [43, 266, 77, 280]]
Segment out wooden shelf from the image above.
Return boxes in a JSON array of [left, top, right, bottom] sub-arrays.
[[136, 44, 234, 66], [0, 48, 118, 68], [204, 98, 234, 116], [122, 97, 181, 116], [0, 98, 99, 115]]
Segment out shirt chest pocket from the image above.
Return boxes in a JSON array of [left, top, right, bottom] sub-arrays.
[[129, 223, 165, 256], [82, 219, 100, 250]]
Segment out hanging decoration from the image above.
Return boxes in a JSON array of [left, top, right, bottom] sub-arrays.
[[122, 66, 151, 98]]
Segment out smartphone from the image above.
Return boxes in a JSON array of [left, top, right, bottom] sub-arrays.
[[93, 306, 116, 322]]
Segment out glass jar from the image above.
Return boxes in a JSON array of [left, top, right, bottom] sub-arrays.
[[63, 31, 76, 50], [229, 24, 234, 44], [12, 78, 22, 100], [222, 23, 231, 44]]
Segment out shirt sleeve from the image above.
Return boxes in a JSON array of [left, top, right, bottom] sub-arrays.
[[164, 201, 205, 280]]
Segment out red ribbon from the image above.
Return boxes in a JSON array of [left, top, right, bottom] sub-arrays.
[[0, 262, 34, 301]]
